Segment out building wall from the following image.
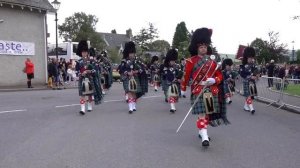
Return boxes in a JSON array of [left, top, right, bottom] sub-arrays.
[[0, 6, 47, 86]]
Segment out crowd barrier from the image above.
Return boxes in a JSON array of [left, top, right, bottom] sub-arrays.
[[235, 76, 300, 111]]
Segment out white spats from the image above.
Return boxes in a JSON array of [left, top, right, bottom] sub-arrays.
[[132, 102, 136, 111], [80, 104, 85, 113], [87, 102, 92, 111], [128, 102, 133, 111], [244, 102, 250, 111], [199, 129, 209, 142], [170, 103, 176, 111]]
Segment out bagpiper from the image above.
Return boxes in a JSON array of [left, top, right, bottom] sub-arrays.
[[181, 28, 228, 147], [119, 41, 147, 113], [150, 55, 161, 92], [239, 47, 259, 114], [162, 49, 183, 113], [222, 58, 238, 104], [75, 40, 102, 115], [99, 50, 113, 94]]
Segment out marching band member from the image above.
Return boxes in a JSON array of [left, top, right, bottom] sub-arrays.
[[99, 50, 113, 94], [222, 58, 238, 104], [162, 49, 183, 113], [120, 41, 147, 114], [239, 47, 259, 114], [150, 55, 161, 92], [181, 28, 225, 147], [76, 40, 102, 115]]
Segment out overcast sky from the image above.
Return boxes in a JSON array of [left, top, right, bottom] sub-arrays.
[[47, 0, 300, 54]]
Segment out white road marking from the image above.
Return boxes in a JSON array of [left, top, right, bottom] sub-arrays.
[[0, 109, 27, 114], [55, 95, 162, 108]]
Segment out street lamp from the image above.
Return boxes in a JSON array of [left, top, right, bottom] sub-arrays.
[[51, 0, 61, 60], [291, 41, 295, 63]]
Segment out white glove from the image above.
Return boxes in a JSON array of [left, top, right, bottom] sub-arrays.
[[206, 78, 216, 85]]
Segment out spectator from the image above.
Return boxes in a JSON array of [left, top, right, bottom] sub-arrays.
[[24, 57, 34, 88], [48, 58, 59, 89], [266, 60, 275, 87]]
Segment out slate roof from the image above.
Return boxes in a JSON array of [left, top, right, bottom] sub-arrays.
[[98, 32, 130, 49], [0, 0, 54, 11]]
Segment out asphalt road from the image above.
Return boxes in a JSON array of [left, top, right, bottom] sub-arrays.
[[0, 83, 299, 168]]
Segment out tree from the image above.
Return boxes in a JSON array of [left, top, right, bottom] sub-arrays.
[[107, 48, 121, 63], [172, 22, 190, 59], [172, 22, 189, 48], [250, 31, 287, 64], [296, 50, 300, 64], [111, 29, 117, 34], [134, 23, 159, 54], [149, 40, 170, 54], [58, 12, 106, 50]]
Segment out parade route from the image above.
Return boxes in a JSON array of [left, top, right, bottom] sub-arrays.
[[0, 83, 299, 168]]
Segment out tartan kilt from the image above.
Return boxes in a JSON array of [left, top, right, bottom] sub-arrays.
[[242, 80, 250, 97], [78, 76, 95, 96], [223, 82, 231, 95], [162, 80, 169, 92], [190, 89, 219, 115]]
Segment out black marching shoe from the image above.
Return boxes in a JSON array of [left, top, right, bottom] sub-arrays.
[[79, 111, 85, 115], [251, 110, 255, 115], [154, 89, 158, 92], [202, 140, 210, 147], [182, 95, 186, 98], [87, 110, 92, 112], [165, 98, 168, 103], [170, 109, 175, 113], [133, 109, 136, 112], [228, 100, 232, 104], [129, 110, 133, 114]]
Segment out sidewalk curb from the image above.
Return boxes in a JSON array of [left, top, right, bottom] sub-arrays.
[[255, 98, 300, 115], [0, 86, 77, 92]]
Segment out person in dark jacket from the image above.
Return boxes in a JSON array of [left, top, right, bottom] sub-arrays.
[[266, 60, 275, 87]]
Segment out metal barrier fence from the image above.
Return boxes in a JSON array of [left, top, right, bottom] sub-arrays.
[[235, 76, 300, 111]]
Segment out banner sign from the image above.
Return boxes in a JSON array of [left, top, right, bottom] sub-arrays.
[[0, 40, 35, 55]]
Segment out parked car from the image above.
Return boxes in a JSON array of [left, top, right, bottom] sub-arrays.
[[112, 63, 120, 81]]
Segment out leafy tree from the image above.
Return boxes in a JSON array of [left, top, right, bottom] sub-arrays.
[[58, 12, 106, 51], [172, 22, 190, 59], [250, 31, 287, 64], [149, 40, 170, 54], [134, 23, 159, 54], [111, 29, 117, 34], [107, 48, 121, 63], [172, 22, 189, 48], [296, 50, 300, 64]]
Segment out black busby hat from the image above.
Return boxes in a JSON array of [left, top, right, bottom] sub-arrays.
[[242, 46, 256, 65], [123, 41, 136, 59], [151, 55, 159, 64], [188, 28, 213, 56], [76, 40, 89, 57], [164, 49, 178, 66], [222, 58, 233, 70]]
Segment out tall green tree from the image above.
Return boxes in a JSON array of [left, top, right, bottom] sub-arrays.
[[111, 29, 117, 34], [296, 49, 300, 63], [172, 22, 190, 58], [172, 22, 189, 48], [58, 12, 106, 50]]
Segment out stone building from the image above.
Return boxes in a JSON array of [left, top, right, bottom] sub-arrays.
[[0, 0, 53, 86]]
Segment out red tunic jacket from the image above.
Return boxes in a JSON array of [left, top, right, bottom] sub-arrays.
[[181, 55, 222, 95]]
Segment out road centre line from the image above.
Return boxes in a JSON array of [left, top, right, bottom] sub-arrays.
[[0, 109, 27, 114]]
